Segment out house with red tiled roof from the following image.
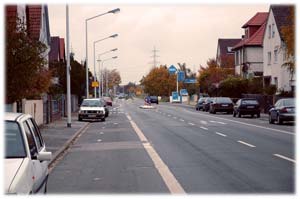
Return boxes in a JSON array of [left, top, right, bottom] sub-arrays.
[[216, 38, 241, 68], [49, 36, 65, 62], [263, 5, 295, 92], [232, 12, 268, 78]]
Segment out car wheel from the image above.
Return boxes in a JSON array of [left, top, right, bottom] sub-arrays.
[[269, 114, 274, 124], [233, 111, 236, 117], [78, 117, 82, 121], [257, 113, 260, 118], [238, 111, 241, 118], [277, 114, 282, 125], [251, 114, 254, 118], [101, 117, 106, 122]]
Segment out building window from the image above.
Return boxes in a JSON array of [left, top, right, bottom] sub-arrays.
[[272, 24, 275, 38], [268, 52, 271, 65], [268, 25, 271, 38], [274, 49, 278, 63]]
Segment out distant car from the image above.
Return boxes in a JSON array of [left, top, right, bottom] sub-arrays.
[[103, 96, 112, 106], [269, 98, 295, 124], [233, 98, 260, 118], [78, 98, 106, 121], [195, 97, 208, 111], [202, 97, 214, 112], [5, 113, 52, 194], [209, 97, 234, 114], [150, 96, 159, 104]]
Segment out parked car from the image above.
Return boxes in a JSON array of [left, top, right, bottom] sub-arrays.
[[103, 96, 112, 106], [202, 97, 214, 112], [269, 98, 295, 124], [78, 98, 106, 121], [100, 98, 109, 117], [195, 97, 208, 111], [233, 98, 260, 118], [209, 97, 234, 114], [150, 96, 159, 104], [5, 113, 52, 194]]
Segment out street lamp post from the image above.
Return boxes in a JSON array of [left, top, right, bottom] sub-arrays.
[[66, 5, 71, 127], [85, 8, 120, 99], [99, 56, 118, 97], [96, 49, 118, 97], [93, 34, 118, 98]]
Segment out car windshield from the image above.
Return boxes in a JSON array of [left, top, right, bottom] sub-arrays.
[[242, 100, 258, 105], [81, 100, 103, 107], [217, 97, 232, 103], [198, 98, 207, 103], [283, 99, 295, 107], [5, 121, 26, 158]]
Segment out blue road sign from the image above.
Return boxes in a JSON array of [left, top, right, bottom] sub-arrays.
[[184, 78, 197, 83], [180, 89, 188, 96], [168, 65, 177, 74], [177, 71, 185, 82], [172, 91, 179, 101]]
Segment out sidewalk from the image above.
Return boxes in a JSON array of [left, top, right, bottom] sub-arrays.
[[40, 112, 89, 164]]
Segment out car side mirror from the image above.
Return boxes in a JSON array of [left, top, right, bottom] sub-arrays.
[[37, 151, 52, 161]]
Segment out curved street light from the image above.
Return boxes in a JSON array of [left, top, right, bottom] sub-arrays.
[[85, 8, 120, 98], [93, 34, 118, 97]]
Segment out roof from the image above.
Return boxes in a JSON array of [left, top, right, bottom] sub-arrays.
[[5, 112, 25, 121], [217, 39, 242, 56], [49, 36, 60, 62], [59, 38, 65, 61], [242, 12, 269, 28], [270, 5, 294, 40], [26, 5, 42, 40]]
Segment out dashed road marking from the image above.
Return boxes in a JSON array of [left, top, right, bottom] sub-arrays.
[[237, 140, 256, 148], [273, 154, 295, 163], [215, 132, 227, 137], [188, 122, 195, 126], [173, 117, 177, 119], [200, 126, 208, 130], [200, 120, 208, 125], [126, 114, 185, 194], [97, 139, 102, 142], [180, 119, 185, 122]]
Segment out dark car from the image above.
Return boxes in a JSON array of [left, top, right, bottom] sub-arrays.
[[150, 96, 159, 104], [100, 98, 109, 117], [269, 98, 295, 124], [103, 96, 112, 106], [202, 97, 214, 112], [233, 98, 260, 118], [209, 97, 233, 114], [195, 97, 208, 111]]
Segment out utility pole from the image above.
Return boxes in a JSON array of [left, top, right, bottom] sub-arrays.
[[150, 46, 160, 68], [66, 5, 71, 128]]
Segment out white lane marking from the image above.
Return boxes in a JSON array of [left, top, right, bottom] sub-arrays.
[[126, 114, 185, 194], [273, 154, 295, 163], [210, 121, 217, 123], [173, 117, 177, 119], [215, 132, 227, 137], [99, 132, 104, 134], [180, 119, 185, 122], [200, 127, 208, 130], [237, 140, 256, 148], [114, 123, 118, 125], [217, 122, 226, 125], [168, 114, 171, 117], [97, 139, 102, 142], [185, 109, 294, 135], [188, 122, 195, 126], [200, 120, 208, 125]]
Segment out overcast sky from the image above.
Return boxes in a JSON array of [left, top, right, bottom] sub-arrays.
[[48, 4, 270, 85]]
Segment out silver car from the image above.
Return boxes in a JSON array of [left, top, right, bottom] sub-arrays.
[[5, 113, 52, 194]]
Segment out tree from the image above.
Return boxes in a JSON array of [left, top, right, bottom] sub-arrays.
[[281, 6, 295, 81], [140, 65, 176, 96], [197, 58, 234, 96], [6, 17, 52, 103]]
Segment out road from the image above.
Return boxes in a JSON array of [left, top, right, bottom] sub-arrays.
[[48, 98, 295, 194]]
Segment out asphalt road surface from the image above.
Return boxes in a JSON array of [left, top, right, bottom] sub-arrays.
[[48, 98, 295, 194]]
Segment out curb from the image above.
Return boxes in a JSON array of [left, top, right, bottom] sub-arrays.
[[48, 122, 90, 168]]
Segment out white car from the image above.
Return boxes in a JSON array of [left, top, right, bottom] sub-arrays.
[[5, 113, 52, 194], [78, 98, 106, 121]]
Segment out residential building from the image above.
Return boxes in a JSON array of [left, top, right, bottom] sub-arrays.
[[216, 38, 241, 68], [49, 36, 66, 62], [263, 5, 295, 92], [232, 12, 269, 78]]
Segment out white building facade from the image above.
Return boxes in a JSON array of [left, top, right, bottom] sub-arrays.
[[263, 5, 295, 92]]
